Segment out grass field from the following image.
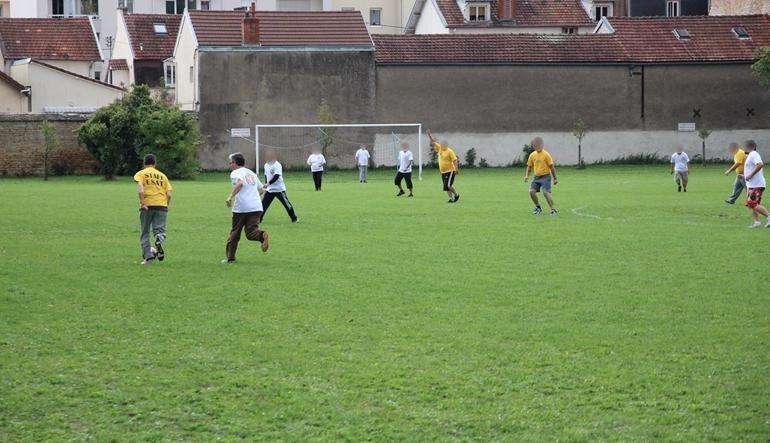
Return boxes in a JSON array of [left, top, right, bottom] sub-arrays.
[[1, 166, 768, 441]]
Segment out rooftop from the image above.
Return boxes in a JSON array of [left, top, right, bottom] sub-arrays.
[[0, 17, 101, 61]]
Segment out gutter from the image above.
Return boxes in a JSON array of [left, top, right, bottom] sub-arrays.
[[198, 45, 375, 53], [373, 60, 758, 67]]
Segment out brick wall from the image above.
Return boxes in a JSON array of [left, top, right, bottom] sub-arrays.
[[0, 114, 98, 176]]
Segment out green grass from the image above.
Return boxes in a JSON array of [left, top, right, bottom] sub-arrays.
[[1, 166, 768, 441]]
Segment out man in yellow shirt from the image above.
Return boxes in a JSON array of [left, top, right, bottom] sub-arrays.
[[133, 154, 173, 264], [724, 142, 747, 204], [523, 137, 558, 215], [428, 129, 460, 203]]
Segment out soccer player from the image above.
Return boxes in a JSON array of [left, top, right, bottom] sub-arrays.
[[724, 142, 747, 204], [742, 140, 769, 228], [134, 154, 172, 265], [355, 145, 370, 183], [262, 150, 298, 223], [427, 130, 460, 203], [523, 137, 558, 215], [223, 152, 269, 263], [395, 142, 414, 197], [307, 148, 326, 191], [670, 145, 690, 192]]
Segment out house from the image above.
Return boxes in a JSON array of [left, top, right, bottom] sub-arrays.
[[626, 0, 707, 16], [0, 69, 27, 113], [580, 0, 627, 21], [404, 0, 595, 35], [0, 17, 103, 78], [173, 8, 373, 112], [8, 59, 124, 113], [710, 0, 770, 16], [109, 11, 181, 87]]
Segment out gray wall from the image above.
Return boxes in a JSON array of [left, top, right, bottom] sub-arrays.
[[197, 49, 376, 169]]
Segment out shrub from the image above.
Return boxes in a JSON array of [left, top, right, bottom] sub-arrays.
[[429, 148, 438, 167], [50, 152, 79, 176], [522, 143, 535, 163], [138, 107, 201, 179], [465, 148, 477, 167], [479, 157, 489, 168]]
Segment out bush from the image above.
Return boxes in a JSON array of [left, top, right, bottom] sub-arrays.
[[465, 148, 477, 167], [50, 153, 79, 176], [479, 157, 489, 168], [77, 85, 200, 179], [429, 148, 438, 167], [522, 143, 535, 163]]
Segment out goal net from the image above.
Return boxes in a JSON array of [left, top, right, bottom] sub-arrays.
[[253, 124, 424, 180]]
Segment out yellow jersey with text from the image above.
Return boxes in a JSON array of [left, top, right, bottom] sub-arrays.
[[527, 149, 554, 177], [134, 167, 172, 207]]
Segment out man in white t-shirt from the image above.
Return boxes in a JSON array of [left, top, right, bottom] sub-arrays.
[[262, 150, 297, 223], [307, 148, 326, 191], [394, 142, 414, 197], [742, 140, 769, 228], [670, 145, 690, 192], [355, 146, 371, 183], [223, 153, 269, 263]]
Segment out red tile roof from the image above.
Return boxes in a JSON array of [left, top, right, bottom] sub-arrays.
[[0, 18, 101, 61], [188, 10, 372, 47], [434, 0, 593, 28], [124, 14, 181, 61], [0, 69, 25, 92], [606, 14, 770, 63], [375, 15, 770, 65], [30, 60, 125, 91], [374, 34, 624, 64], [108, 58, 129, 71]]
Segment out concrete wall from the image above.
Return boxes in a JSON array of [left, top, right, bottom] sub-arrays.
[[331, 0, 411, 34], [174, 12, 198, 111], [0, 80, 26, 114], [196, 48, 376, 169], [111, 10, 135, 85], [0, 114, 98, 176]]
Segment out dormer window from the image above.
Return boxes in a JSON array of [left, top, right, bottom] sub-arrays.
[[153, 22, 168, 34], [467, 4, 489, 22], [733, 26, 750, 40], [673, 28, 690, 40]]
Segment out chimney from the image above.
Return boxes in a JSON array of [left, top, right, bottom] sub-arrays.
[[498, 0, 515, 21], [242, 2, 260, 45]]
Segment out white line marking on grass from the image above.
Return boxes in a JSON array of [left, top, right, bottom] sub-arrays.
[[571, 206, 612, 220]]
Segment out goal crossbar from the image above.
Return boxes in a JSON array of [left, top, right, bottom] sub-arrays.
[[254, 123, 423, 179]]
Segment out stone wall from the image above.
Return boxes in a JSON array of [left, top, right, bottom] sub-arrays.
[[0, 114, 98, 176]]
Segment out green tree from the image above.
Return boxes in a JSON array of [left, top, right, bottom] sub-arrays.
[[316, 99, 336, 156], [697, 128, 712, 167], [465, 148, 477, 167], [751, 47, 770, 89], [572, 118, 588, 169], [138, 108, 201, 179]]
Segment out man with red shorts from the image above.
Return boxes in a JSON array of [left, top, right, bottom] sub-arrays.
[[742, 140, 769, 228]]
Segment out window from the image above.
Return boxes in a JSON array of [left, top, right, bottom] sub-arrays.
[[201, 1, 210, 10], [667, 1, 680, 17], [118, 0, 134, 12], [94, 71, 101, 81], [673, 28, 690, 40], [593, 3, 612, 20], [81, 0, 98, 15], [166, 0, 175, 13], [52, 0, 64, 15], [164, 62, 176, 87], [188, 0, 196, 10], [733, 26, 750, 40], [562, 27, 577, 34], [166, 0, 185, 13], [154, 22, 168, 34], [369, 8, 382, 26], [467, 4, 488, 22]]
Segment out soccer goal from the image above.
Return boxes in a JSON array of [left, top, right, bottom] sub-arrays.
[[254, 123, 424, 180]]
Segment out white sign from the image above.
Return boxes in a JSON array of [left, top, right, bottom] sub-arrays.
[[230, 128, 251, 137], [678, 123, 696, 132]]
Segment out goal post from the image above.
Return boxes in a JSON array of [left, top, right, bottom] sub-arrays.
[[254, 123, 423, 180]]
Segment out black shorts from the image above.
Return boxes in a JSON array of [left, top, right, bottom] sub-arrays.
[[441, 171, 456, 191]]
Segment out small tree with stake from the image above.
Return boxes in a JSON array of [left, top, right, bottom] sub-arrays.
[[697, 128, 712, 167], [572, 118, 588, 169], [316, 99, 335, 157]]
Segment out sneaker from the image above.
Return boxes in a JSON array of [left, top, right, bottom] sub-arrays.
[[550, 209, 558, 216], [408, 193, 414, 198], [447, 199, 454, 203], [140, 257, 155, 265], [749, 221, 762, 228], [396, 190, 405, 197], [533, 206, 542, 215], [683, 188, 687, 193], [155, 240, 165, 262], [765, 220, 770, 228], [453, 194, 460, 203], [678, 185, 682, 192], [220, 259, 235, 264], [725, 198, 735, 205], [261, 232, 270, 253], [291, 217, 298, 223]]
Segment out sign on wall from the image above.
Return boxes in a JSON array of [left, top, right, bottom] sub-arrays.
[[230, 128, 251, 138], [677, 123, 696, 132]]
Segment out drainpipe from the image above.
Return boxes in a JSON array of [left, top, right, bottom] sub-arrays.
[[629, 65, 645, 121]]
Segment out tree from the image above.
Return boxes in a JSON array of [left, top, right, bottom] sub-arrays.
[[752, 47, 770, 89], [572, 118, 588, 169], [41, 120, 58, 181], [697, 128, 712, 167], [316, 99, 335, 156], [138, 107, 201, 179], [465, 148, 477, 167]]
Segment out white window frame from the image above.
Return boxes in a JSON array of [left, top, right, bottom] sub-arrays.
[[369, 8, 382, 26], [667, 0, 680, 17], [201, 0, 210, 10], [466, 3, 489, 22], [164, 60, 176, 87], [593, 2, 612, 21], [561, 26, 577, 34]]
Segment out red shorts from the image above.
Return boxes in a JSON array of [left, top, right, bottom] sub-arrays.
[[746, 187, 765, 208]]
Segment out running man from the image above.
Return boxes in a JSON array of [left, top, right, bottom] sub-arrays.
[[224, 153, 269, 263], [427, 130, 460, 203], [355, 145, 370, 183], [724, 142, 747, 204], [670, 145, 690, 192], [523, 137, 558, 215], [307, 148, 326, 191], [134, 154, 172, 265], [262, 150, 298, 223], [743, 140, 769, 228], [395, 142, 414, 197]]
